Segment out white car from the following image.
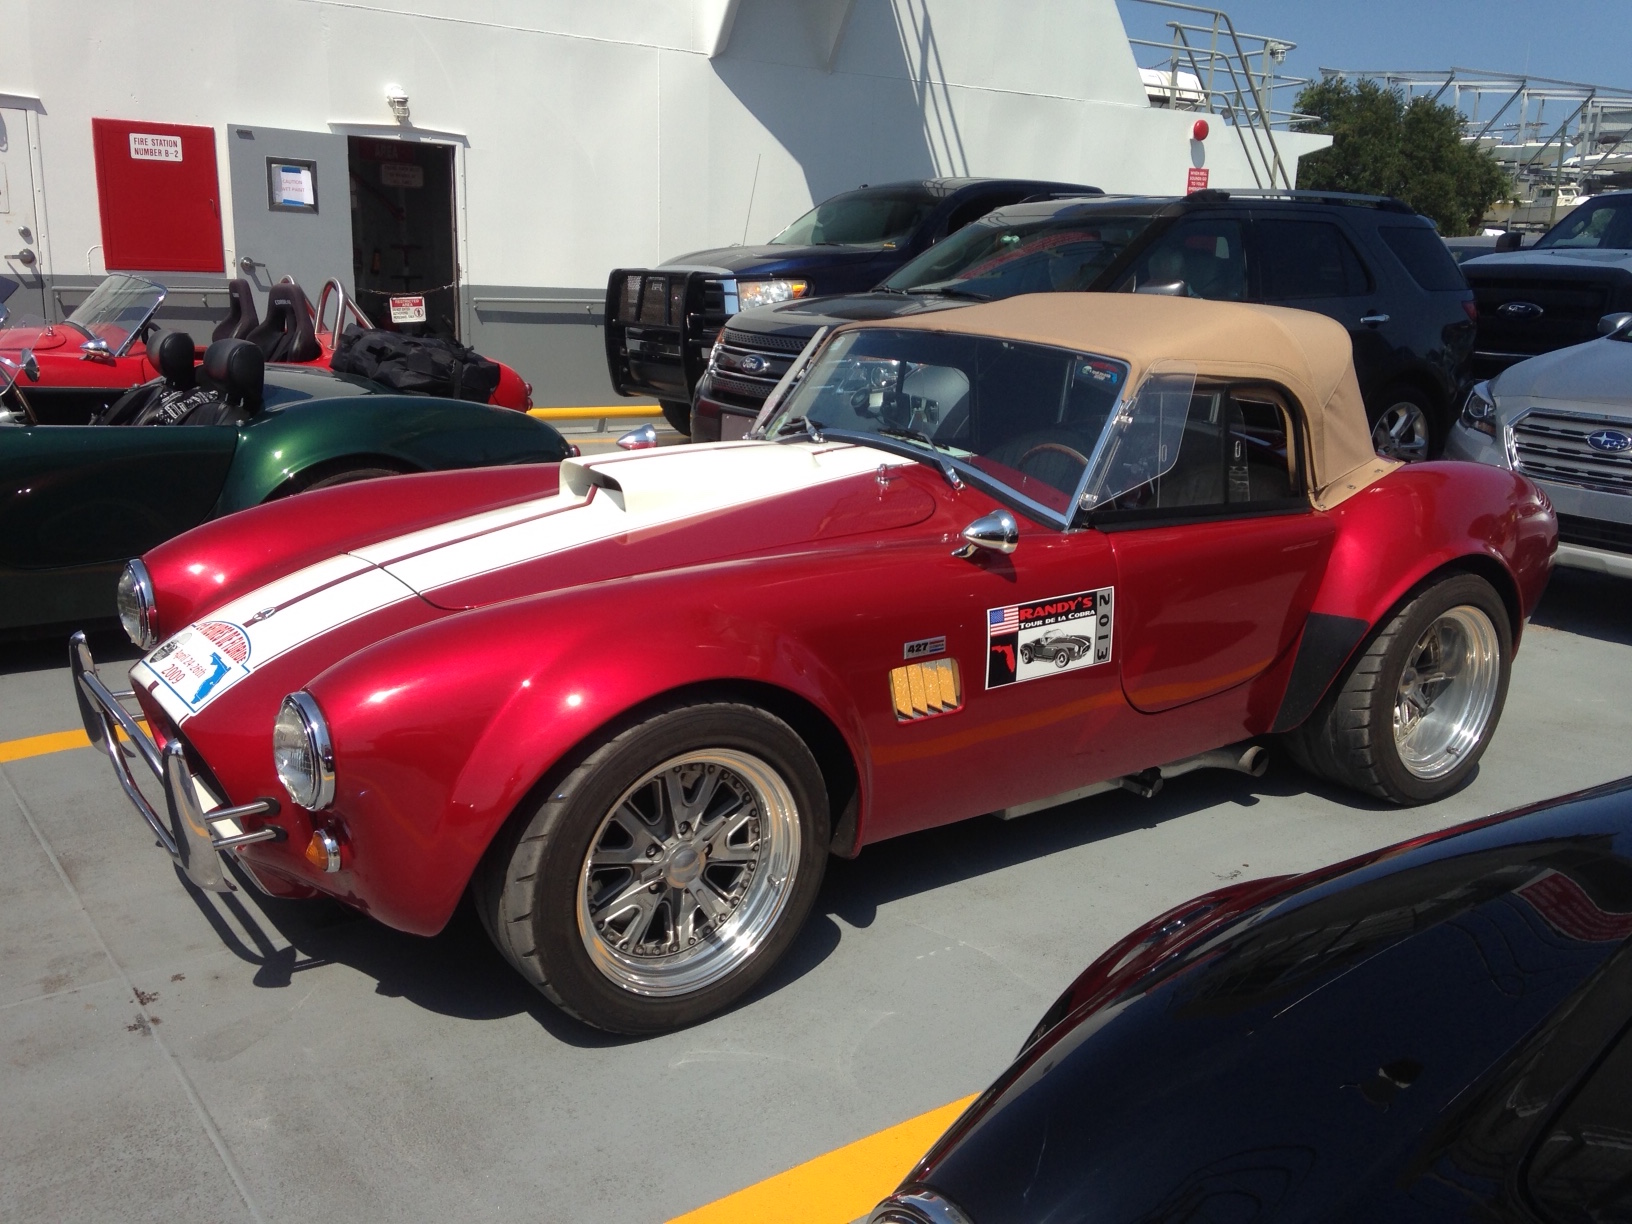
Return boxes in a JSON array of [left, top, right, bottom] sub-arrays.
[[1447, 311, 1632, 578]]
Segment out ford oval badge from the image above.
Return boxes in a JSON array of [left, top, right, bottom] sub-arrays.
[[1498, 300, 1544, 319], [1586, 428, 1632, 454], [739, 354, 768, 374]]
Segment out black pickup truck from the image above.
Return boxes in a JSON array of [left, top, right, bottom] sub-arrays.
[[603, 177, 1096, 433], [1462, 191, 1632, 378]]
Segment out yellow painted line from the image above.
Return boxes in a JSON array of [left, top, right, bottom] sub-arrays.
[[0, 722, 147, 764], [667, 1094, 977, 1224], [527, 405, 662, 420]]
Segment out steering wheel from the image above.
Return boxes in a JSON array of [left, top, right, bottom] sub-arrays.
[[1016, 440, 1090, 478]]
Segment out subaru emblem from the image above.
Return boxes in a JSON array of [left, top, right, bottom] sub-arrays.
[[739, 354, 768, 374], [1498, 300, 1544, 319], [1586, 428, 1632, 454]]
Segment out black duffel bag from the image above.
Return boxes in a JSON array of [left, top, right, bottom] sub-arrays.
[[330, 327, 502, 403]]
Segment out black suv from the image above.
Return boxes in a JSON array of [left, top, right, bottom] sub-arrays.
[[602, 177, 1096, 433], [695, 191, 1476, 460]]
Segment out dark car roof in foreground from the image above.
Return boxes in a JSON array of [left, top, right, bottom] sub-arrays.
[[905, 778, 1632, 1223]]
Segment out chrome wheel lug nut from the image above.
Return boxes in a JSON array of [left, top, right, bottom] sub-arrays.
[[645, 845, 659, 858], [679, 821, 691, 836], [648, 882, 660, 893]]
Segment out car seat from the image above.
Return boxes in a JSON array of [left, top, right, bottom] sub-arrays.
[[211, 279, 261, 343], [181, 338, 264, 425], [242, 282, 320, 363]]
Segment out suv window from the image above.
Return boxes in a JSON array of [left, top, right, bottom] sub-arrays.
[[884, 214, 1157, 296], [942, 192, 1027, 237], [1118, 219, 1248, 300], [1378, 225, 1466, 292], [1526, 1018, 1632, 1222], [1534, 195, 1632, 251], [1257, 219, 1372, 299]]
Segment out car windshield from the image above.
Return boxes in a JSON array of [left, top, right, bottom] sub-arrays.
[[65, 274, 167, 353], [1534, 196, 1632, 251], [761, 327, 1155, 524], [882, 214, 1156, 296], [769, 187, 940, 248]]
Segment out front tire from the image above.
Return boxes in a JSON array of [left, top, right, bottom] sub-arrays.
[[1285, 573, 1511, 805], [660, 400, 692, 436], [475, 702, 828, 1034], [1369, 384, 1438, 462]]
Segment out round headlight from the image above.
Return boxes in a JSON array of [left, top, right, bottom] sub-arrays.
[[116, 559, 158, 650], [273, 692, 335, 810]]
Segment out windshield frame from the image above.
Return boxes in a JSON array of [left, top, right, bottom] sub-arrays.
[[760, 326, 1138, 532], [768, 186, 941, 250], [65, 274, 168, 355]]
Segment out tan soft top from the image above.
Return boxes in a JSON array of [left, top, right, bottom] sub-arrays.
[[842, 293, 1394, 507]]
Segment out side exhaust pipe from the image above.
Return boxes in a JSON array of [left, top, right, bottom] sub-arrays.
[[994, 743, 1268, 820], [1158, 742, 1268, 782]]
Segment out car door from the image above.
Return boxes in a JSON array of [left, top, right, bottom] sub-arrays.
[[0, 422, 238, 629], [1249, 212, 1402, 404], [1090, 380, 1334, 744]]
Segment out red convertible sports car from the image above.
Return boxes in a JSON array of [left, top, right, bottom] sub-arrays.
[[72, 294, 1557, 1033]]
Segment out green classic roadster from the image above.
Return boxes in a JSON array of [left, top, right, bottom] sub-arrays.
[[0, 332, 570, 635]]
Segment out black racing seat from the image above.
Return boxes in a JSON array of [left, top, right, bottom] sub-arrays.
[[153, 329, 197, 390], [242, 282, 320, 363], [181, 337, 264, 425], [211, 278, 260, 342]]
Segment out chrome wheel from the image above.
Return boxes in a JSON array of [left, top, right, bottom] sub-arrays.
[[1393, 606, 1501, 781], [1372, 400, 1431, 462], [577, 749, 801, 997]]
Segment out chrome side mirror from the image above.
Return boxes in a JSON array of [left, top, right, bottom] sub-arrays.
[[21, 348, 38, 382], [952, 510, 1018, 558], [79, 337, 115, 366], [1598, 311, 1632, 339], [616, 422, 659, 450]]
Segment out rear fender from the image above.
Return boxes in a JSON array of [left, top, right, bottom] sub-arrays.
[[306, 567, 869, 936], [1272, 462, 1554, 732]]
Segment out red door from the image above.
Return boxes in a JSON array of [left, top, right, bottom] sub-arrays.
[[91, 119, 224, 273]]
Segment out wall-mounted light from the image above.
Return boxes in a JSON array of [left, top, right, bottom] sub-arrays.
[[385, 84, 410, 122]]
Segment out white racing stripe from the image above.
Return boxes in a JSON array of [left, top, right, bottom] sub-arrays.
[[132, 442, 910, 725]]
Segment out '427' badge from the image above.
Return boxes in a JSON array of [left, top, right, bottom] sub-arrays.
[[987, 587, 1113, 688]]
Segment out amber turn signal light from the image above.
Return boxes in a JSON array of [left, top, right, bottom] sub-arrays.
[[889, 658, 962, 721], [305, 828, 341, 873]]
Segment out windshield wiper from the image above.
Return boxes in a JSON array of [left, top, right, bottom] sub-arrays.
[[773, 416, 824, 441], [905, 283, 991, 301], [826, 425, 963, 490]]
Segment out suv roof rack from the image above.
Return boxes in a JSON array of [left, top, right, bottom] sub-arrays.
[[1187, 189, 1417, 214], [1018, 188, 1106, 203]]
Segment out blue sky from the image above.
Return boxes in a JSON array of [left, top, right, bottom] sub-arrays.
[[1114, 1, 1631, 96]]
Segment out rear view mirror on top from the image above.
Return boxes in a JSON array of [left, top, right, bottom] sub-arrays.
[[1076, 371, 1197, 512]]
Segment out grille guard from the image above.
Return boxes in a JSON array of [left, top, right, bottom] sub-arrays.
[[69, 631, 283, 894]]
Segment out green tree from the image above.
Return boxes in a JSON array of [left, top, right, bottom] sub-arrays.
[[1293, 77, 1511, 236]]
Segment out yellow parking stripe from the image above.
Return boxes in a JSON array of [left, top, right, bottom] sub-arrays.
[[667, 1094, 976, 1224], [0, 723, 147, 764], [527, 405, 663, 420]]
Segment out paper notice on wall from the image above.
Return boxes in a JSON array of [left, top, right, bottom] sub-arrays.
[[389, 295, 427, 323], [129, 132, 183, 162], [276, 165, 315, 207], [380, 162, 424, 189], [1186, 166, 1210, 194]]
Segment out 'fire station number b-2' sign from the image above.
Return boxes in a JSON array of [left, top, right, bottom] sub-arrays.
[[987, 586, 1115, 688]]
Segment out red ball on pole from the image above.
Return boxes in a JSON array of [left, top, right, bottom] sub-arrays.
[[1192, 119, 1209, 141]]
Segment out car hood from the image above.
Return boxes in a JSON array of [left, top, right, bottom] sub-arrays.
[[1464, 248, 1632, 274], [1, 323, 73, 352], [132, 441, 935, 726], [728, 291, 974, 337], [1493, 335, 1632, 408], [660, 244, 892, 276]]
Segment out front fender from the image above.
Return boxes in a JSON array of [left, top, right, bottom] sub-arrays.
[[303, 562, 870, 936], [1272, 461, 1554, 732], [214, 396, 568, 513]]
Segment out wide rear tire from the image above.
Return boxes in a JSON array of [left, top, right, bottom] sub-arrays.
[[1285, 573, 1511, 805], [475, 701, 828, 1034]]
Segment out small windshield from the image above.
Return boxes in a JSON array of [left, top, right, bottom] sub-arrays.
[[66, 274, 167, 353], [761, 327, 1131, 521], [1534, 196, 1632, 251], [769, 188, 939, 248], [882, 214, 1156, 296]]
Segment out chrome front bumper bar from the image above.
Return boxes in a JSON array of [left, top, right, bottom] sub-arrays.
[[70, 631, 283, 894]]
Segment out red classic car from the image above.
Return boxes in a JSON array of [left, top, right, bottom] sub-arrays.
[[72, 294, 1556, 1034], [3, 273, 530, 422]]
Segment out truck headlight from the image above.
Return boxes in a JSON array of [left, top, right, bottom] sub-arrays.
[[1460, 381, 1498, 437], [116, 559, 158, 650], [737, 279, 810, 311], [273, 692, 335, 810]]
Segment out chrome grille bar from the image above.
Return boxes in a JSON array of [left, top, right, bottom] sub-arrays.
[[1511, 408, 1632, 495]]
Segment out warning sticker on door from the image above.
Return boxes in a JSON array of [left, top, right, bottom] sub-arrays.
[[987, 587, 1114, 689], [129, 133, 183, 162], [389, 295, 427, 323]]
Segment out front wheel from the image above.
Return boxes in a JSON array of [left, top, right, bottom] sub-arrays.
[[1284, 573, 1511, 805], [659, 400, 692, 436], [1369, 384, 1438, 462], [475, 702, 828, 1033]]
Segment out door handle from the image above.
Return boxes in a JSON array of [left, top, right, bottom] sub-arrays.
[[1360, 313, 1389, 326]]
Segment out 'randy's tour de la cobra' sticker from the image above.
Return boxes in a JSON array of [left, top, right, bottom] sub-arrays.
[[145, 621, 253, 714], [987, 587, 1114, 689]]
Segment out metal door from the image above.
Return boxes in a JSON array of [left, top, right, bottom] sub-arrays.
[[226, 125, 353, 311], [0, 107, 45, 316]]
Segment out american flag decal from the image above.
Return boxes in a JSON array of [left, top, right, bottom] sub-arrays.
[[989, 606, 1019, 635]]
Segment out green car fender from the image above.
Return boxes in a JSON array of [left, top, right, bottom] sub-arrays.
[[212, 396, 569, 515]]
